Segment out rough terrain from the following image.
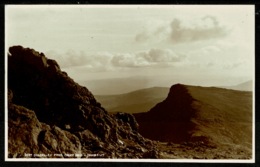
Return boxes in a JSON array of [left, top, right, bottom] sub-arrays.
[[8, 46, 160, 158]]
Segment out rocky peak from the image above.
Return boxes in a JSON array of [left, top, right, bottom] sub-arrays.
[[8, 45, 99, 131], [8, 46, 159, 158], [135, 84, 196, 142]]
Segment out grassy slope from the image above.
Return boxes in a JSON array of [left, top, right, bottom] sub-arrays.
[[187, 86, 252, 148], [95, 87, 169, 113]]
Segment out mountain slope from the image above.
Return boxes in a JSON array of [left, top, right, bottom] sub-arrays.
[[135, 84, 252, 155], [95, 87, 169, 113], [7, 46, 159, 158]]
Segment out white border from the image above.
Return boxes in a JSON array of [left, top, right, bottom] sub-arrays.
[[3, 159, 256, 163], [252, 7, 256, 161], [4, 4, 256, 163], [5, 4, 9, 162]]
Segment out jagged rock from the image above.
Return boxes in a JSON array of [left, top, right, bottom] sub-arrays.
[[8, 46, 159, 158], [8, 104, 42, 158], [115, 112, 139, 131], [8, 103, 83, 158], [142, 149, 161, 159]]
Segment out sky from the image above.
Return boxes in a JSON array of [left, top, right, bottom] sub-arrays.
[[6, 5, 255, 94]]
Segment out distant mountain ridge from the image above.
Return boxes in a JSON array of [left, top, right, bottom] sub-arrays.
[[96, 87, 169, 113], [82, 77, 154, 95], [221, 80, 253, 91]]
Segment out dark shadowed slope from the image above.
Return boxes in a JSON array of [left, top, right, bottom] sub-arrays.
[[95, 87, 169, 113], [135, 84, 252, 153], [8, 46, 160, 158]]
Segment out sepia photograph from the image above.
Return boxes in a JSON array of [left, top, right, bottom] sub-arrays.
[[5, 5, 254, 162]]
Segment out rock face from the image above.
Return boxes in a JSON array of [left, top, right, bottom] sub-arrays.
[[8, 46, 159, 158], [134, 84, 196, 143]]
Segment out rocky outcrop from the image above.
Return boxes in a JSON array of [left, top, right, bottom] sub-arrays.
[[134, 84, 196, 143], [8, 46, 159, 158]]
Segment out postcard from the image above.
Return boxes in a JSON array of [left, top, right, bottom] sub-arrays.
[[5, 5, 255, 163]]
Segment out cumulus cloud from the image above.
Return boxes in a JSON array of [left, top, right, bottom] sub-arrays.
[[46, 50, 114, 71], [46, 48, 185, 71], [135, 16, 228, 44], [111, 48, 185, 67], [111, 53, 150, 67], [170, 16, 228, 43], [145, 48, 183, 62]]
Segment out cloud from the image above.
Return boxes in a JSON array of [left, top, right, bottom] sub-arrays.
[[135, 16, 228, 44], [46, 50, 114, 71], [170, 16, 228, 43], [111, 53, 150, 67], [111, 48, 185, 67], [135, 32, 150, 42], [46, 48, 185, 71], [145, 48, 184, 62]]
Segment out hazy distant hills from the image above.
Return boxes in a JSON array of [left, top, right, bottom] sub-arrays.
[[96, 87, 169, 113], [135, 84, 252, 155], [95, 80, 252, 114], [221, 80, 253, 91], [81, 76, 176, 95], [82, 77, 152, 95], [82, 76, 252, 95]]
